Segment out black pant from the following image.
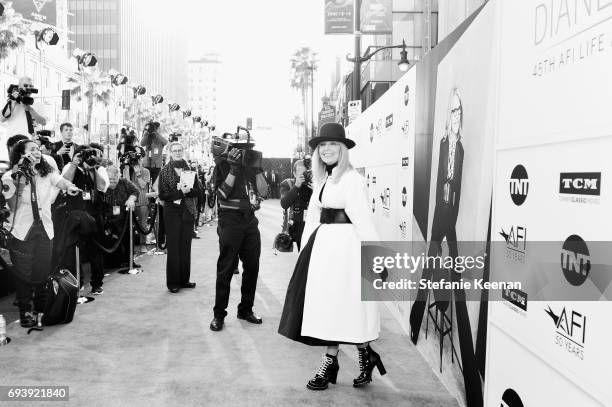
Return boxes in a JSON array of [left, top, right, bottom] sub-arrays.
[[164, 204, 194, 289], [214, 211, 261, 318], [148, 167, 161, 184], [9, 225, 53, 313], [290, 221, 305, 251], [62, 236, 104, 289]]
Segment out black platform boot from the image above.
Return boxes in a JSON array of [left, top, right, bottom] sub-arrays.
[[353, 345, 386, 387], [307, 354, 340, 390]]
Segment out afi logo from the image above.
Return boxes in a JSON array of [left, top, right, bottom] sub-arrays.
[[560, 234, 591, 286], [559, 172, 601, 196], [545, 305, 587, 358], [499, 226, 527, 254]]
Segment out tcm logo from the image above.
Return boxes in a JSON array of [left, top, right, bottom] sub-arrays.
[[401, 157, 409, 167], [560, 234, 591, 286], [502, 288, 527, 311], [559, 173, 600, 195], [385, 114, 393, 129], [545, 305, 586, 360], [509, 165, 529, 206]]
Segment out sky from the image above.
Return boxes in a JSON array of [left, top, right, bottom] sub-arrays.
[[178, 0, 354, 157]]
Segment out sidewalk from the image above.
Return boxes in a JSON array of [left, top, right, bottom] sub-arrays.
[[0, 200, 459, 407]]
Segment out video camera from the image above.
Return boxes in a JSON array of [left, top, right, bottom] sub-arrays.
[[7, 84, 38, 106], [211, 126, 263, 168]]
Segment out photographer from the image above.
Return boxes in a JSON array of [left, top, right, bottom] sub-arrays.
[[2, 139, 79, 328], [1, 77, 47, 137], [50, 123, 79, 170], [127, 153, 152, 249], [60, 145, 109, 294], [210, 134, 268, 332], [34, 130, 63, 170], [140, 121, 167, 183], [103, 166, 140, 269], [279, 159, 313, 251]]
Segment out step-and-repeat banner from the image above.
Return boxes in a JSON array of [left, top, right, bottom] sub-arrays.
[[349, 0, 611, 405], [486, 1, 612, 406]]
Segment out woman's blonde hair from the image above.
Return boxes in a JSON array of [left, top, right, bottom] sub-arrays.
[[444, 87, 463, 141], [312, 142, 353, 186]]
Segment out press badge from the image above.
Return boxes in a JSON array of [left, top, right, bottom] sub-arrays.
[[154, 148, 159, 155], [113, 206, 120, 215], [82, 191, 92, 201]]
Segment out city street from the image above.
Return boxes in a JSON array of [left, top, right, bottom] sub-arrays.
[[0, 200, 458, 407]]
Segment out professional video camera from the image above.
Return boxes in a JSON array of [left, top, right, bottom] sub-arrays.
[[7, 84, 38, 106], [211, 126, 263, 168]]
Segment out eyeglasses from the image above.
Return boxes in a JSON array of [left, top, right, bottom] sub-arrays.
[[451, 106, 462, 115]]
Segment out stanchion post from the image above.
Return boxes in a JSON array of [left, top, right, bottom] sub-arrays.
[[128, 206, 141, 274]]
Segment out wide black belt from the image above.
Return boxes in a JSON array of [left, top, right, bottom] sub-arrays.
[[320, 208, 352, 224]]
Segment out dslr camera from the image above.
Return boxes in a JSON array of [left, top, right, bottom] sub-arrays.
[[211, 126, 262, 168], [121, 150, 143, 167], [302, 156, 312, 185], [7, 84, 38, 106], [35, 130, 53, 151], [78, 148, 100, 167]]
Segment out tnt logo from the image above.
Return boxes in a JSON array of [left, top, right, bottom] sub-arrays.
[[509, 165, 529, 206], [560, 234, 591, 286]]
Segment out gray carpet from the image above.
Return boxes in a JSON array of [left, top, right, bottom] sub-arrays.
[[0, 200, 459, 407]]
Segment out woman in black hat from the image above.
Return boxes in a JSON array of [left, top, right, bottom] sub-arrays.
[[278, 122, 385, 391]]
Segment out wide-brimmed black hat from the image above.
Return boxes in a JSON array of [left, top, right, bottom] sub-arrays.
[[308, 122, 356, 149]]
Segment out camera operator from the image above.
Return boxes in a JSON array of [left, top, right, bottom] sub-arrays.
[[210, 134, 269, 332], [140, 121, 167, 183], [50, 123, 79, 170], [1, 139, 80, 327], [1, 77, 46, 137], [279, 159, 313, 251], [60, 145, 109, 294], [103, 165, 140, 269]]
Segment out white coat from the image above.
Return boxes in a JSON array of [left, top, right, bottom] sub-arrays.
[[300, 167, 381, 343]]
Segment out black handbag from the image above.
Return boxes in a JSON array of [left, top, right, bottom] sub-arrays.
[[273, 209, 294, 253]]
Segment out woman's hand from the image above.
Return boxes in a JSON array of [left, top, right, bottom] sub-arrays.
[[66, 185, 81, 196], [125, 196, 137, 211]]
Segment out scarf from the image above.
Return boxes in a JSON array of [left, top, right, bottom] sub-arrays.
[[160, 159, 198, 218]]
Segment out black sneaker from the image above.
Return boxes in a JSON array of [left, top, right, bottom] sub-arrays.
[[91, 286, 104, 295]]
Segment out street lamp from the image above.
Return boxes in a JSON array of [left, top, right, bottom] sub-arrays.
[[34, 28, 59, 49], [346, 39, 411, 99], [109, 69, 128, 86]]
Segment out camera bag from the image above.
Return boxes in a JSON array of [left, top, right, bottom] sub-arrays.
[[41, 269, 78, 326]]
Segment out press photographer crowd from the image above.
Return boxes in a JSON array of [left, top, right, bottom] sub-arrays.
[[0, 76, 225, 328], [0, 75, 390, 393]]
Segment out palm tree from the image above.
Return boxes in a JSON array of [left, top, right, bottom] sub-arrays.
[[0, 3, 29, 61], [290, 47, 317, 151], [68, 68, 113, 143]]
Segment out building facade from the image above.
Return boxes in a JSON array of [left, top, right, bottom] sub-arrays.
[[68, 0, 188, 105], [187, 54, 221, 127]]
